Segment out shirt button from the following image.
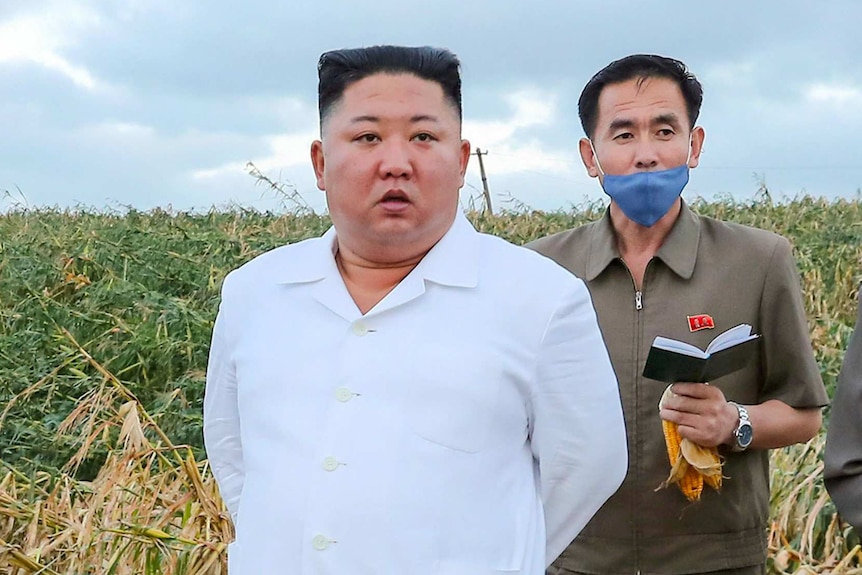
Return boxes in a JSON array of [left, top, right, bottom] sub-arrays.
[[335, 387, 353, 402], [322, 456, 339, 472], [351, 322, 369, 336], [312, 534, 330, 550]]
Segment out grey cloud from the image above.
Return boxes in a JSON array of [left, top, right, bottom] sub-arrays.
[[3, 0, 862, 211]]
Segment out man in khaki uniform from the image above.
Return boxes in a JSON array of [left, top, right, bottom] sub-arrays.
[[825, 290, 862, 531], [530, 54, 828, 575]]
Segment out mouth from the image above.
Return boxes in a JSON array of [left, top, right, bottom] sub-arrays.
[[379, 189, 411, 208]]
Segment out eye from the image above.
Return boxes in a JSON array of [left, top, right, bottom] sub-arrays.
[[613, 132, 633, 141], [657, 128, 675, 138], [412, 132, 436, 142], [355, 133, 380, 143]]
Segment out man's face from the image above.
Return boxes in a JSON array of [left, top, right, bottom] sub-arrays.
[[311, 73, 471, 264], [579, 76, 704, 180]]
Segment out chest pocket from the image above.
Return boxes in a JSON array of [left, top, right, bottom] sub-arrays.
[[410, 377, 499, 453], [405, 347, 508, 454]]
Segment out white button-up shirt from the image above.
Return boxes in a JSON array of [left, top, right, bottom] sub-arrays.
[[204, 212, 627, 574]]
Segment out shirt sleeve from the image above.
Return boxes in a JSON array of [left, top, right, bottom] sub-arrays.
[[203, 278, 245, 522], [530, 279, 628, 566], [824, 291, 862, 530], [758, 236, 828, 407]]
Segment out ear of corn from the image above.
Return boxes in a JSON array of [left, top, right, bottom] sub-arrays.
[[657, 385, 724, 501], [679, 462, 704, 501]]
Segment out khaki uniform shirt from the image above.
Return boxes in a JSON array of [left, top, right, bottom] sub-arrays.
[[529, 202, 828, 575], [824, 288, 862, 530]]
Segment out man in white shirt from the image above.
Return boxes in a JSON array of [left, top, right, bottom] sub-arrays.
[[203, 45, 627, 574]]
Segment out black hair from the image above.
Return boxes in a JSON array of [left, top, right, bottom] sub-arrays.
[[578, 54, 703, 139], [317, 45, 462, 130]]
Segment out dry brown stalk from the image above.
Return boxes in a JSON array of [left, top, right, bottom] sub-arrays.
[[0, 334, 231, 573]]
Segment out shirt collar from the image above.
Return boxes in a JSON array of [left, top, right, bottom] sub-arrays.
[[273, 226, 340, 284], [274, 210, 480, 288], [585, 200, 700, 281], [411, 210, 479, 288]]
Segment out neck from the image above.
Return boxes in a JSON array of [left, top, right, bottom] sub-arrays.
[[610, 199, 681, 288], [335, 243, 426, 315]]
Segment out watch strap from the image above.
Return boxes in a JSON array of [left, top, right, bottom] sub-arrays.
[[729, 401, 752, 452]]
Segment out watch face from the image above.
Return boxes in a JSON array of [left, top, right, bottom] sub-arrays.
[[737, 423, 754, 447]]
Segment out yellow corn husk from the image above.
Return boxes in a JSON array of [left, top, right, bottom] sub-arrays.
[[702, 469, 723, 491], [682, 438, 723, 491], [657, 385, 724, 501]]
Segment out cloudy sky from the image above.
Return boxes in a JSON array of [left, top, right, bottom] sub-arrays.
[[3, 1, 861, 213]]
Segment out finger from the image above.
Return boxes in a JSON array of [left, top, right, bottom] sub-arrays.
[[659, 407, 681, 423], [677, 423, 710, 445], [677, 421, 724, 448], [672, 382, 722, 400], [669, 395, 731, 422]]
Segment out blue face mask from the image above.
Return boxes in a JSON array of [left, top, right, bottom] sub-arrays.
[[590, 141, 691, 228]]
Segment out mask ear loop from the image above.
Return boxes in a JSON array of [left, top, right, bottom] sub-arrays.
[[588, 140, 606, 177]]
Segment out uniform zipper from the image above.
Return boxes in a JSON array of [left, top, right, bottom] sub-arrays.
[[630, 262, 650, 575]]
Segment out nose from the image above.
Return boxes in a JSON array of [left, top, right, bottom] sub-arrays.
[[377, 139, 414, 179], [633, 142, 660, 170]]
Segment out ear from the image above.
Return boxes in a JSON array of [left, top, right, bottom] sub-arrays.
[[688, 126, 705, 169], [458, 139, 471, 186], [310, 140, 326, 191], [578, 137, 600, 178]]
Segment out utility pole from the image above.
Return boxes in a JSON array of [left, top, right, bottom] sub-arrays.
[[473, 147, 493, 215]]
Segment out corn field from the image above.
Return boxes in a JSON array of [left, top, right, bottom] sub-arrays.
[[0, 195, 860, 573]]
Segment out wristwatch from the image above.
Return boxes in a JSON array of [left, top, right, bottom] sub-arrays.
[[728, 401, 753, 452]]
